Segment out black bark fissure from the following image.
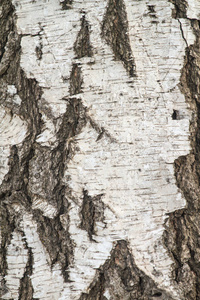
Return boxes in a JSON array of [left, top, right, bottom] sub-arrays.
[[80, 240, 173, 300], [0, 0, 14, 63], [80, 190, 105, 241], [69, 63, 83, 95], [163, 5, 200, 299], [101, 0, 136, 77], [18, 240, 35, 300], [74, 15, 93, 59], [0, 205, 15, 298]]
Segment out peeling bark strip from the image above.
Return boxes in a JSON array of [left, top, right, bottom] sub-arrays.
[[101, 0, 136, 77], [0, 0, 198, 299]]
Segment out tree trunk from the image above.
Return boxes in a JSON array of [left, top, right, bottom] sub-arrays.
[[0, 0, 200, 299]]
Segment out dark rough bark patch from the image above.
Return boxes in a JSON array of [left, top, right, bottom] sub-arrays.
[[0, 205, 15, 297], [18, 246, 34, 300], [0, 0, 14, 61], [0, 72, 42, 203], [29, 98, 87, 280], [101, 0, 136, 77], [0, 0, 74, 290], [69, 63, 83, 95], [28, 146, 61, 208], [80, 272, 106, 300], [74, 15, 93, 59], [0, 24, 43, 198], [80, 190, 105, 241], [163, 5, 200, 300], [33, 210, 72, 281], [0, 0, 39, 287], [60, 0, 73, 10], [57, 97, 87, 142], [168, 0, 188, 18], [80, 240, 173, 300], [163, 210, 197, 300], [0, 1, 21, 78]]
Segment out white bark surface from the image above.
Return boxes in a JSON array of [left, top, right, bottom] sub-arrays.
[[1, 0, 199, 299]]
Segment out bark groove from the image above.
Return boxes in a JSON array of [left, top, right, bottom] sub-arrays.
[[101, 0, 136, 77]]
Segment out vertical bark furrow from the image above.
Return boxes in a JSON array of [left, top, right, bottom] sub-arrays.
[[18, 247, 34, 300], [74, 15, 93, 59], [0, 0, 14, 62], [0, 205, 15, 298], [33, 210, 72, 282], [69, 64, 83, 96], [80, 190, 105, 241], [60, 0, 73, 10], [101, 0, 136, 77]]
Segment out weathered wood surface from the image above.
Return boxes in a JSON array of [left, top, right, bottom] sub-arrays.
[[0, 0, 200, 299]]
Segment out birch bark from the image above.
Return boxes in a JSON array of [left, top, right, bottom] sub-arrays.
[[0, 0, 200, 299]]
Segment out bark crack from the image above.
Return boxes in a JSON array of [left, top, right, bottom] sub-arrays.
[[18, 239, 34, 300], [178, 19, 189, 48]]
